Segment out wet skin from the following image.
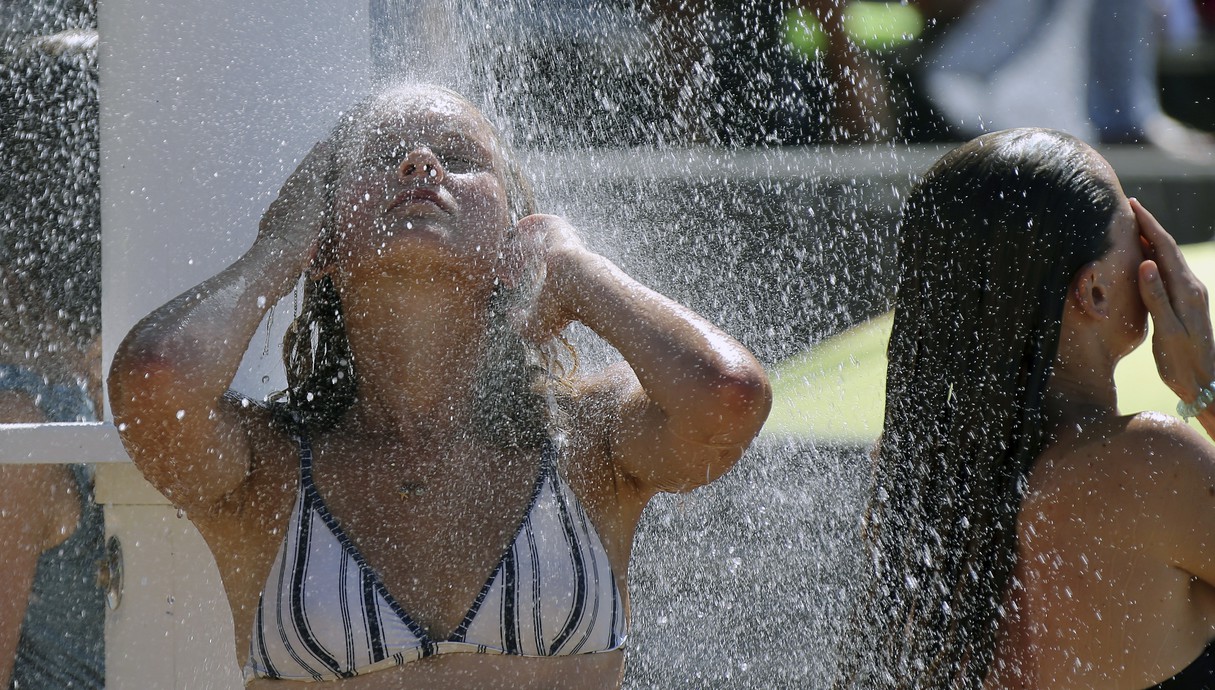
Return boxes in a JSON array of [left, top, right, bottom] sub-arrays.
[[109, 85, 771, 689], [0, 393, 80, 689], [987, 157, 1215, 689], [322, 97, 515, 287]]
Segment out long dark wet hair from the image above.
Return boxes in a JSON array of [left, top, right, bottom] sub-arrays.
[[839, 129, 1119, 689], [274, 85, 552, 451]]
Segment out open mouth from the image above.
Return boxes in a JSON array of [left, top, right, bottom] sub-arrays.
[[387, 188, 451, 214]]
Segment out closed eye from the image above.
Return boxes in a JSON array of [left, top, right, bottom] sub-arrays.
[[438, 148, 489, 174]]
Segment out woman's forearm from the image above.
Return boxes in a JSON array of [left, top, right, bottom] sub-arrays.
[[108, 237, 304, 508], [111, 241, 298, 410], [112, 143, 329, 425], [554, 248, 770, 446]]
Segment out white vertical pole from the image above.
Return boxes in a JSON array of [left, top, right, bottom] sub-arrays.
[[96, 3, 371, 687]]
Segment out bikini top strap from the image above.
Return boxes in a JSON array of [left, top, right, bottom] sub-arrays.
[[538, 435, 556, 470], [294, 431, 316, 487], [542, 435, 573, 487]]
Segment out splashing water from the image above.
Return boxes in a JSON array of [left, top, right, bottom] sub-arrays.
[[5, 0, 946, 686], [371, 2, 922, 685]]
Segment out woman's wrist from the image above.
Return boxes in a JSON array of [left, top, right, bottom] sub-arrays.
[[241, 237, 311, 295], [1178, 378, 1215, 418], [546, 246, 610, 322]]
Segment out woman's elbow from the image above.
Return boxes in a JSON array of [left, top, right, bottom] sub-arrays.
[[107, 347, 180, 421], [697, 364, 773, 447]]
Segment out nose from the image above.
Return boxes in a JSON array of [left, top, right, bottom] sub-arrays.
[[398, 147, 444, 185]]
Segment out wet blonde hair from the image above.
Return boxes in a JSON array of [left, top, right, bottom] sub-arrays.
[[277, 85, 561, 450]]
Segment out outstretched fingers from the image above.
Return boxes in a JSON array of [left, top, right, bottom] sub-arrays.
[[1132, 199, 1215, 399], [1139, 260, 1184, 338], [1132, 198, 1208, 322]]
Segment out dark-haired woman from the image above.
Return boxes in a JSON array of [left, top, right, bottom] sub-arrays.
[[843, 128, 1215, 689], [108, 83, 771, 689]]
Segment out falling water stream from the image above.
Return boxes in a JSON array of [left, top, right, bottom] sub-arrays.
[[372, 3, 915, 685], [0, 0, 919, 687], [12, 1, 1214, 688]]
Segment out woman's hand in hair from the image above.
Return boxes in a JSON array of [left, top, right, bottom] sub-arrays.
[[255, 140, 334, 275], [516, 213, 585, 343], [1133, 198, 1215, 404], [516, 213, 771, 495]]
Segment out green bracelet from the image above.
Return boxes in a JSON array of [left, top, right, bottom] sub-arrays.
[[1177, 381, 1215, 418]]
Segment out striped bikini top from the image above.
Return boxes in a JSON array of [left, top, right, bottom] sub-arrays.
[[243, 435, 627, 683]]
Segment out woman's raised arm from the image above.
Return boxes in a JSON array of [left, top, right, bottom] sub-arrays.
[[1134, 199, 1215, 440], [523, 214, 771, 495], [1131, 198, 1215, 586], [108, 143, 330, 510]]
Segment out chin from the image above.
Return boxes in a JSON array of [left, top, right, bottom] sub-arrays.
[[340, 218, 447, 256]]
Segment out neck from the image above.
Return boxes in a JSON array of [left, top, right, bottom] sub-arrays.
[[340, 272, 497, 443], [1044, 341, 1120, 432]]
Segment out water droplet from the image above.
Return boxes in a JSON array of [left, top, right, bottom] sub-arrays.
[[261, 375, 270, 384], [257, 295, 267, 308], [175, 409, 186, 420]]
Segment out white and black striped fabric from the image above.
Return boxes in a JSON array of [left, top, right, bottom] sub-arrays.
[[243, 435, 627, 683]]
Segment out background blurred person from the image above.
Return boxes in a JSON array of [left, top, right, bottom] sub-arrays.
[[913, 0, 1215, 160], [0, 26, 105, 690]]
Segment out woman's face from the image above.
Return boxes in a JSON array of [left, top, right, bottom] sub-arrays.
[[327, 88, 515, 286]]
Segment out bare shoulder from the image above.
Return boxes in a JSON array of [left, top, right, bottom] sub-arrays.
[[568, 360, 638, 402], [0, 463, 81, 552], [0, 391, 79, 549], [1025, 413, 1215, 539], [1035, 413, 1208, 485], [1100, 412, 1215, 489], [563, 360, 636, 447], [232, 395, 299, 473], [0, 389, 46, 423]]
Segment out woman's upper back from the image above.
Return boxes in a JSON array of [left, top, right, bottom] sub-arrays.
[[995, 412, 1215, 689]]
